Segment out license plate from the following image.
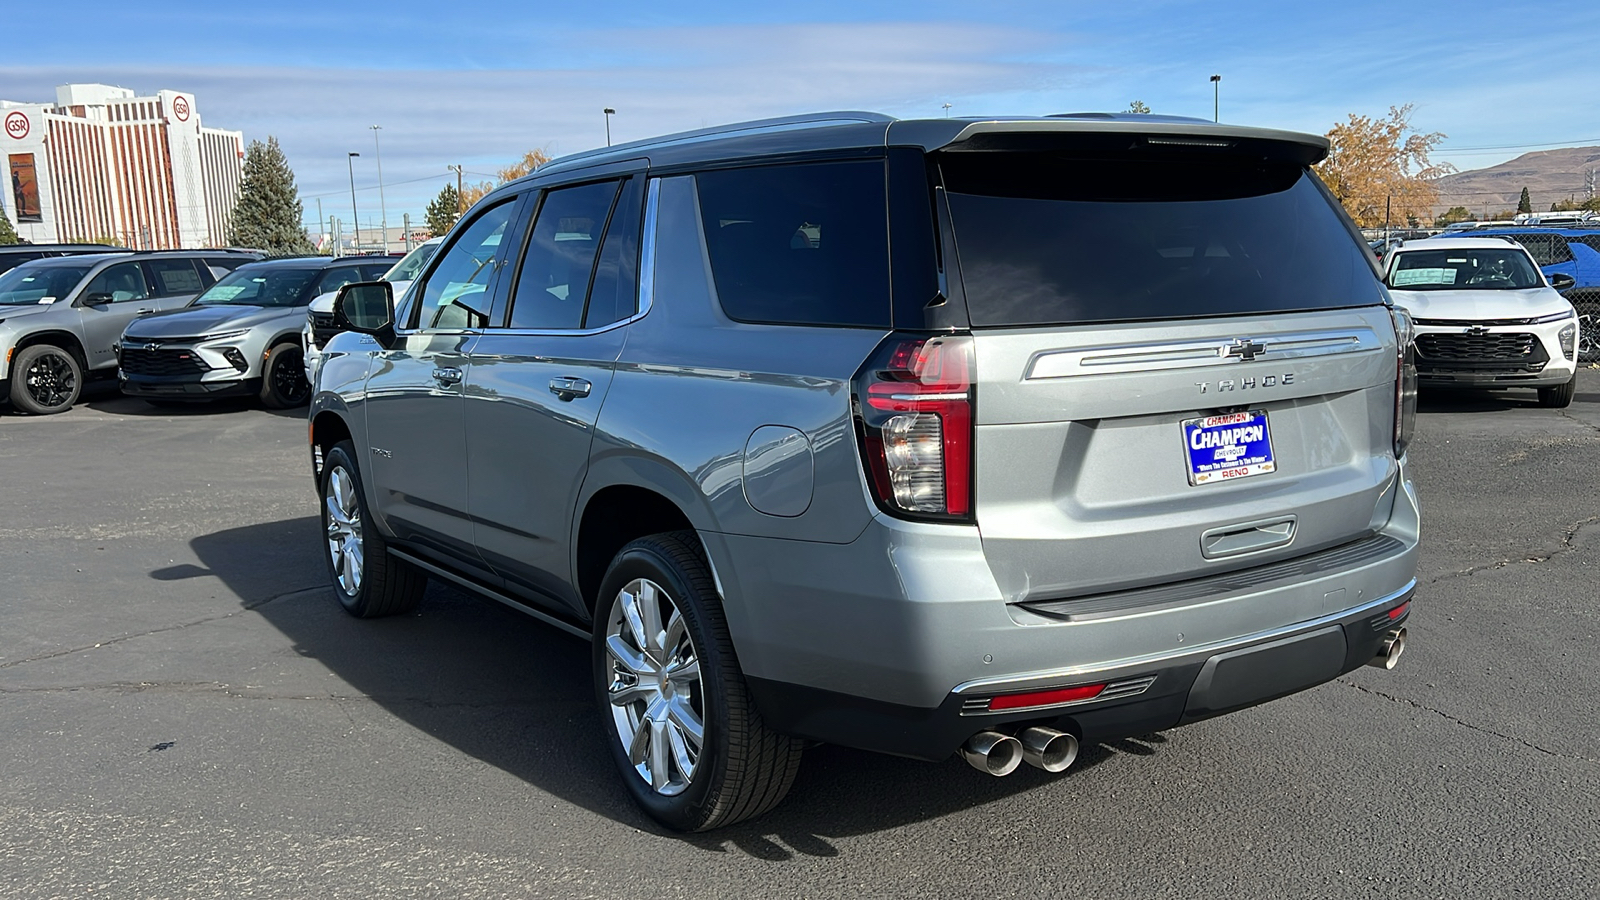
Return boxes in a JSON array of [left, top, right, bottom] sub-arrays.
[[1181, 410, 1276, 485]]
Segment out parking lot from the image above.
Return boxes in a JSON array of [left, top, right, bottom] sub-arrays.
[[2, 376, 1598, 899]]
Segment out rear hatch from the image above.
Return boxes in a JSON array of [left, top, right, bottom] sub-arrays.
[[934, 132, 1398, 602]]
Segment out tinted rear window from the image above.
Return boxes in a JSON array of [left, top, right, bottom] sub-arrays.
[[697, 160, 890, 328], [940, 155, 1378, 327]]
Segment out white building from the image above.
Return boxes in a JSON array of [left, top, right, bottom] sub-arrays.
[[1, 83, 244, 249]]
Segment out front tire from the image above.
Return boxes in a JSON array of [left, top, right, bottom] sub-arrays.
[[1538, 375, 1576, 408], [260, 342, 310, 408], [8, 344, 82, 415], [320, 441, 426, 617], [1576, 301, 1600, 363], [593, 532, 803, 831]]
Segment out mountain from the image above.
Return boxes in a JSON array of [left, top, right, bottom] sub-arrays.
[[1433, 145, 1600, 216]]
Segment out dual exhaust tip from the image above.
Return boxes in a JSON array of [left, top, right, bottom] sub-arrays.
[[960, 726, 1079, 777], [1367, 627, 1407, 670]]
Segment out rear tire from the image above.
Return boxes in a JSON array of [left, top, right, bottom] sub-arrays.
[[320, 441, 426, 617], [1538, 375, 1576, 408], [8, 344, 82, 415], [260, 342, 310, 408], [593, 531, 803, 831]]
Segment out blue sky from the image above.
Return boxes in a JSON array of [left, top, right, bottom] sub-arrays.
[[6, 0, 1599, 230]]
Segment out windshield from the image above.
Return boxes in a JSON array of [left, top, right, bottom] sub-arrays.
[[1388, 248, 1542, 291], [0, 265, 91, 305], [941, 155, 1378, 327], [385, 242, 440, 283], [193, 267, 321, 307]]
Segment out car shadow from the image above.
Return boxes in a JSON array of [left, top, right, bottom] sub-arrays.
[[1417, 390, 1536, 413], [83, 391, 307, 418], [180, 516, 1174, 852]]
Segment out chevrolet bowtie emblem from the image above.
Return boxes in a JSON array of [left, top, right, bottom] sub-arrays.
[[143, 342, 162, 352], [1223, 338, 1267, 362]]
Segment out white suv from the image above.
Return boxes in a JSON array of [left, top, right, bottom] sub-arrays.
[[302, 238, 443, 380], [1385, 236, 1578, 407]]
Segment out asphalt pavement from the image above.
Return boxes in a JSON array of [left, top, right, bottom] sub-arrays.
[[1, 377, 1597, 899]]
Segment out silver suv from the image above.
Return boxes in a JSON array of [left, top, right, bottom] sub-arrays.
[[0, 250, 257, 414], [310, 112, 1421, 831]]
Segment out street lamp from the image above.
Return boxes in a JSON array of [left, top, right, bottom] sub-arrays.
[[1210, 74, 1221, 123], [370, 125, 388, 253], [347, 152, 361, 252], [942, 103, 953, 118], [603, 108, 615, 147]]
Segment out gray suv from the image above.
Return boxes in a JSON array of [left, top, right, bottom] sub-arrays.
[[310, 112, 1421, 831], [0, 250, 257, 414]]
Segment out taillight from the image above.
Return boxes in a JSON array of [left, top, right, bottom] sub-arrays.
[[1390, 307, 1418, 458], [854, 334, 975, 520]]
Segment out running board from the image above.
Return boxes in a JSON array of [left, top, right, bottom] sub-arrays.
[[388, 547, 592, 640]]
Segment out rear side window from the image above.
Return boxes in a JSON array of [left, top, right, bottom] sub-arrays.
[[146, 258, 203, 296], [697, 160, 890, 328], [508, 180, 620, 329], [1511, 233, 1574, 266], [940, 155, 1378, 327], [313, 266, 367, 298], [584, 177, 644, 328]]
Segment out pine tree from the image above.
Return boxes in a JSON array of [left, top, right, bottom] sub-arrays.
[[1517, 187, 1532, 214], [425, 183, 461, 238], [228, 137, 315, 255], [0, 210, 18, 245]]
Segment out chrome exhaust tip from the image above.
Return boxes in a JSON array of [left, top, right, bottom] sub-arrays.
[[1367, 627, 1407, 670], [960, 731, 1023, 776], [1018, 726, 1079, 773]]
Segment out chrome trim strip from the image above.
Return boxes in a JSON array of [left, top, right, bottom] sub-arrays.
[[388, 548, 591, 639], [952, 579, 1416, 696], [1024, 328, 1382, 379]]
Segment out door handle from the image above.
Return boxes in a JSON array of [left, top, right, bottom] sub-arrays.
[[136, 308, 155, 315], [549, 376, 592, 400], [431, 366, 463, 387]]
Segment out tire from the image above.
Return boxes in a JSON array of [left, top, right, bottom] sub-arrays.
[[259, 342, 310, 408], [593, 531, 803, 832], [1538, 375, 1576, 408], [8, 344, 82, 415], [1576, 302, 1600, 364], [320, 441, 426, 617]]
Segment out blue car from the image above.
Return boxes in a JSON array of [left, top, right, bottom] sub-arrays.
[[1438, 226, 1600, 360]]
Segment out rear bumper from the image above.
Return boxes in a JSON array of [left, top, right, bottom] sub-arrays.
[[710, 462, 1420, 761], [748, 587, 1413, 760]]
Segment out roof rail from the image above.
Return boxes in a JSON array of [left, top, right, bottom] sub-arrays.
[[534, 111, 896, 177]]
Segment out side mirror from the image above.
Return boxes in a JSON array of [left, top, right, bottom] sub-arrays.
[[332, 281, 396, 346], [1549, 272, 1577, 292], [82, 292, 114, 306]]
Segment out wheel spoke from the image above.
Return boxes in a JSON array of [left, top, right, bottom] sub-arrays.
[[664, 609, 686, 658], [648, 715, 671, 792], [665, 657, 699, 685], [608, 680, 657, 708], [605, 633, 655, 679], [667, 719, 696, 780], [618, 588, 649, 652], [638, 581, 665, 656], [666, 695, 704, 747], [626, 715, 650, 767]]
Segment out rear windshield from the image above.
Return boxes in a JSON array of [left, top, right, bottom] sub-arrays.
[[193, 266, 321, 307], [940, 155, 1378, 327], [1388, 247, 1542, 291]]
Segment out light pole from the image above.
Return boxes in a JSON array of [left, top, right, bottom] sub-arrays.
[[942, 103, 953, 117], [347, 152, 361, 252], [603, 108, 615, 147], [370, 125, 388, 253], [1210, 74, 1221, 123]]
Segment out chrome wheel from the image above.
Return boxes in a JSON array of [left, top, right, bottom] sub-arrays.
[[603, 577, 705, 797], [25, 352, 76, 409], [1577, 306, 1600, 363], [324, 465, 364, 595]]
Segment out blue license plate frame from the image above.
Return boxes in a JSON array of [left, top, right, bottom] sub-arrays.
[[1181, 409, 1277, 485]]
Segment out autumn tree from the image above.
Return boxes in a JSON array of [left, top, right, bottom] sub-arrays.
[[460, 149, 553, 210], [1434, 206, 1473, 227], [425, 183, 461, 237], [1517, 187, 1532, 214], [227, 137, 315, 255], [1315, 105, 1453, 229]]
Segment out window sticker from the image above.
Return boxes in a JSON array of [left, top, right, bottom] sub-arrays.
[[1392, 268, 1456, 286], [208, 285, 247, 300]]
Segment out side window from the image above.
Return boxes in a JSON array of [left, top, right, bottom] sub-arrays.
[[507, 180, 620, 330], [1516, 234, 1574, 266], [313, 266, 365, 297], [584, 177, 644, 328], [358, 263, 393, 282], [84, 261, 150, 302], [696, 160, 891, 327], [145, 259, 203, 296], [417, 200, 517, 330], [205, 257, 249, 280]]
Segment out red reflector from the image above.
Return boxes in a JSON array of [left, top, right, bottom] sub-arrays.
[[987, 683, 1106, 711], [1388, 601, 1410, 620]]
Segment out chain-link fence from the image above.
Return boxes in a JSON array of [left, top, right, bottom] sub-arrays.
[[1566, 286, 1600, 363]]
